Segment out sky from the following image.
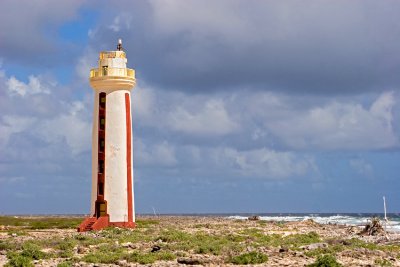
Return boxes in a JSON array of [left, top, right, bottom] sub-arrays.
[[1, 0, 400, 215]]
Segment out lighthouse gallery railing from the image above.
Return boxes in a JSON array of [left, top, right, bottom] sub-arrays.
[[90, 68, 135, 78]]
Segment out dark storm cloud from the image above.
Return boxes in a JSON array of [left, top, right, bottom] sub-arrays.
[[0, 0, 86, 66], [89, 0, 400, 94]]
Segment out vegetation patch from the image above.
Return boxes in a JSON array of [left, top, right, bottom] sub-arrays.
[[304, 244, 345, 257], [0, 216, 82, 229], [307, 254, 342, 267], [0, 240, 17, 252], [135, 219, 160, 228], [5, 253, 34, 267], [2, 216, 400, 266], [123, 251, 175, 264], [20, 242, 48, 260], [229, 252, 268, 265], [57, 261, 73, 267], [374, 258, 393, 267]]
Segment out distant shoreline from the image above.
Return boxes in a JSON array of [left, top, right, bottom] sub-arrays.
[[1, 212, 399, 217]]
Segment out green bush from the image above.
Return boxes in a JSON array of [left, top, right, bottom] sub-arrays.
[[20, 243, 47, 260], [82, 251, 122, 264], [0, 240, 16, 251], [374, 258, 393, 267], [157, 229, 191, 243], [57, 261, 73, 267], [230, 252, 268, 265], [123, 251, 175, 264], [0, 216, 82, 229], [82, 243, 124, 264], [136, 219, 160, 228], [307, 254, 342, 267], [5, 254, 34, 267], [282, 231, 320, 247]]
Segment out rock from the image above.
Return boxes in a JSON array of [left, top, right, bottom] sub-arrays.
[[246, 246, 254, 252], [304, 219, 319, 226], [327, 239, 351, 246], [151, 245, 161, 252], [248, 215, 260, 221], [177, 257, 202, 265], [77, 246, 89, 254], [279, 247, 289, 253], [300, 242, 328, 250], [121, 242, 133, 248], [117, 260, 128, 266]]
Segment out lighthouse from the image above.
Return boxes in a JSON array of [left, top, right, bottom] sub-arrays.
[[78, 40, 136, 231]]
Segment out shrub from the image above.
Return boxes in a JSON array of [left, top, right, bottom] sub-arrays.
[[20, 243, 47, 260], [282, 231, 320, 247], [136, 219, 160, 228], [82, 251, 122, 264], [123, 251, 175, 264], [57, 261, 73, 267], [307, 254, 342, 267], [0, 240, 16, 252], [5, 254, 34, 267], [157, 229, 191, 243], [230, 252, 268, 265], [82, 243, 124, 264], [374, 258, 393, 267], [123, 252, 157, 264]]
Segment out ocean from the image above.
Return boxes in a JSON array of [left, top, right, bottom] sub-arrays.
[[226, 213, 400, 232]]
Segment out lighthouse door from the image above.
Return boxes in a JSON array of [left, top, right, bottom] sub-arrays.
[[95, 201, 107, 218]]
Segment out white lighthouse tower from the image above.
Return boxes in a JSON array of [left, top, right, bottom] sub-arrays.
[[79, 40, 136, 231]]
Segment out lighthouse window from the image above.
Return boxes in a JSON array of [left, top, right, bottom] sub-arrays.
[[99, 139, 105, 149], [98, 183, 104, 195], [102, 66, 108, 76], [99, 92, 106, 108], [98, 160, 104, 173]]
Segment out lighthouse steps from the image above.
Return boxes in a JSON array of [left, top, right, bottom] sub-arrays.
[[77, 216, 110, 232], [84, 221, 95, 231]]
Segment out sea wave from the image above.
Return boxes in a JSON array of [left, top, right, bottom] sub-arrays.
[[228, 215, 400, 232]]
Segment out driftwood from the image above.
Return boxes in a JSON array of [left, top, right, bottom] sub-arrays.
[[359, 217, 386, 236]]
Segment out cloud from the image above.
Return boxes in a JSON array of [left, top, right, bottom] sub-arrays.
[[167, 99, 237, 136], [89, 0, 400, 94], [0, 115, 37, 149], [75, 47, 98, 83], [7, 75, 50, 96], [132, 84, 399, 151], [210, 147, 317, 179], [0, 72, 91, 157], [34, 102, 91, 155], [108, 13, 132, 32], [266, 92, 398, 150], [136, 139, 177, 166], [350, 158, 373, 178], [0, 0, 85, 64]]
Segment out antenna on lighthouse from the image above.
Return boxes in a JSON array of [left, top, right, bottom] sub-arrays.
[[117, 39, 123, 51]]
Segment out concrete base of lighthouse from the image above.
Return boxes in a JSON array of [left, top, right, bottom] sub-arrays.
[[78, 216, 136, 232]]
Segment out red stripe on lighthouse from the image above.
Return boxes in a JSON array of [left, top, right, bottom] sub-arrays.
[[125, 93, 133, 223]]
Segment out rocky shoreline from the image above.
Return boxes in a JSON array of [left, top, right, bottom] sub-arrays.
[[1, 216, 400, 266]]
